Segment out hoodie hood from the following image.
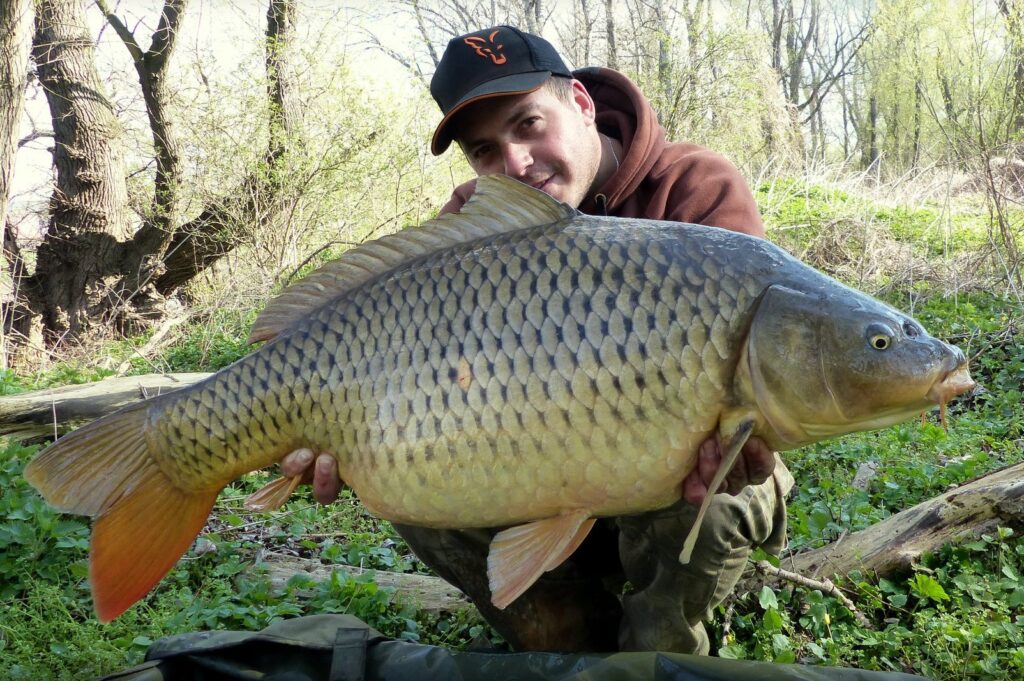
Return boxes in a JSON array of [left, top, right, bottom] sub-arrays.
[[574, 67, 666, 215]]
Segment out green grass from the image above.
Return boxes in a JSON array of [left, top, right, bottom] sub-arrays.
[[2, 178, 1022, 678], [758, 178, 1017, 261]]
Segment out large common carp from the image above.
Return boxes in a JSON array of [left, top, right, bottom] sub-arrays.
[[26, 176, 974, 622]]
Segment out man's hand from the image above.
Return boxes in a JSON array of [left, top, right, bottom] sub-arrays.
[[280, 448, 341, 505], [681, 435, 775, 506]]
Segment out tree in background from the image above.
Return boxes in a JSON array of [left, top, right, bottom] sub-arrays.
[[7, 0, 305, 358], [27, 0, 134, 349], [0, 0, 33, 237], [0, 0, 33, 369]]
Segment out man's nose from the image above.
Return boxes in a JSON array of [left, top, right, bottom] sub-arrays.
[[501, 144, 532, 177]]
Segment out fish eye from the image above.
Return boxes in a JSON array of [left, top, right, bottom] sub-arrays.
[[866, 323, 894, 351]]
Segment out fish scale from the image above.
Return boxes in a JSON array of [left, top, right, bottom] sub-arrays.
[[25, 175, 975, 621]]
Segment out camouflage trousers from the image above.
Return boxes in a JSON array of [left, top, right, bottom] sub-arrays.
[[394, 457, 794, 655]]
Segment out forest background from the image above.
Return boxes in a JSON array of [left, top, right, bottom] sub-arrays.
[[0, 1, 1023, 680]]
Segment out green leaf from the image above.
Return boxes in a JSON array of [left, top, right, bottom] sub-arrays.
[[718, 644, 745, 660], [774, 650, 796, 664], [762, 607, 783, 632], [758, 586, 779, 610], [911, 574, 950, 602]]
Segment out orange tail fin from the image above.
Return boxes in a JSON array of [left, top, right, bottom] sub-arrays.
[[24, 399, 221, 622], [91, 466, 218, 622]]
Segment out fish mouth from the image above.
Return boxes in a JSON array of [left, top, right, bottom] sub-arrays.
[[925, 362, 976, 429], [926, 364, 976, 405]]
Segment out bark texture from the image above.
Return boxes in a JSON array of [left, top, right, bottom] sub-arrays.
[[0, 0, 33, 233], [29, 0, 131, 345]]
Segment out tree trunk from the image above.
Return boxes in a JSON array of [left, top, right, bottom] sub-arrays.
[[770, 0, 784, 73], [998, 0, 1024, 135], [863, 92, 878, 169], [97, 0, 187, 271], [29, 0, 132, 347], [604, 0, 617, 69], [0, 0, 34, 369], [0, 0, 33, 235], [912, 78, 922, 168]]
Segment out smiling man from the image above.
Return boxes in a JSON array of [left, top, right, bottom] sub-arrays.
[[283, 25, 793, 655]]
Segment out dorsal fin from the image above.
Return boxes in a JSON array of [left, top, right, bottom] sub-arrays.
[[248, 175, 578, 343]]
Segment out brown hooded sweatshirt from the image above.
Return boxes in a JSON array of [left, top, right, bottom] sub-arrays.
[[437, 67, 765, 239]]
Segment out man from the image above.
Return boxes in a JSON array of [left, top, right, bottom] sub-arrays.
[[281, 25, 793, 655]]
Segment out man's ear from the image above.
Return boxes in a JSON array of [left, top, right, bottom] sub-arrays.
[[571, 79, 597, 123]]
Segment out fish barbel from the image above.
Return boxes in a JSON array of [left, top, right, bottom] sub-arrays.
[[25, 176, 975, 621]]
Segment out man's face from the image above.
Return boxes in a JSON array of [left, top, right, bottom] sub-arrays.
[[454, 80, 602, 208]]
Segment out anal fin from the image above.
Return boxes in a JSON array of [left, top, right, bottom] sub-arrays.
[[679, 418, 755, 564], [91, 466, 219, 622], [487, 510, 595, 610]]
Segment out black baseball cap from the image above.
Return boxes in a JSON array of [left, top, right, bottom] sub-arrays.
[[429, 26, 572, 155]]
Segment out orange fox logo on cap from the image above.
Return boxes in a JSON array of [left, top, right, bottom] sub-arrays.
[[464, 30, 507, 65]]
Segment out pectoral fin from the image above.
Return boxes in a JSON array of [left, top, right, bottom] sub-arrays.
[[678, 418, 755, 564], [244, 475, 302, 512], [487, 510, 595, 610]]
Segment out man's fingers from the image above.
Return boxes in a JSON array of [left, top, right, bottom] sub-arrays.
[[697, 437, 721, 489], [682, 470, 707, 506], [724, 451, 749, 495], [312, 453, 341, 505], [281, 448, 315, 483], [743, 439, 776, 485]]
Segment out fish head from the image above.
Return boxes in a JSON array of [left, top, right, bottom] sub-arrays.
[[742, 284, 975, 450]]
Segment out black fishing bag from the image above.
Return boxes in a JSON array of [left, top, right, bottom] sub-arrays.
[[97, 614, 930, 681]]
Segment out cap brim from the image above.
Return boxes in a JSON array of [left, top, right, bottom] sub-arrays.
[[430, 71, 552, 156]]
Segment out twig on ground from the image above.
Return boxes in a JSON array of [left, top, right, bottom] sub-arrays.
[[720, 600, 736, 649], [114, 311, 192, 376], [755, 560, 873, 629]]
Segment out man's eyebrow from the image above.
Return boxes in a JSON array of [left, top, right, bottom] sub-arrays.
[[461, 101, 542, 150]]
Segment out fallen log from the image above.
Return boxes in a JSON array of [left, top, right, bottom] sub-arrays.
[[257, 553, 470, 614], [0, 372, 209, 438], [752, 459, 1024, 590]]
